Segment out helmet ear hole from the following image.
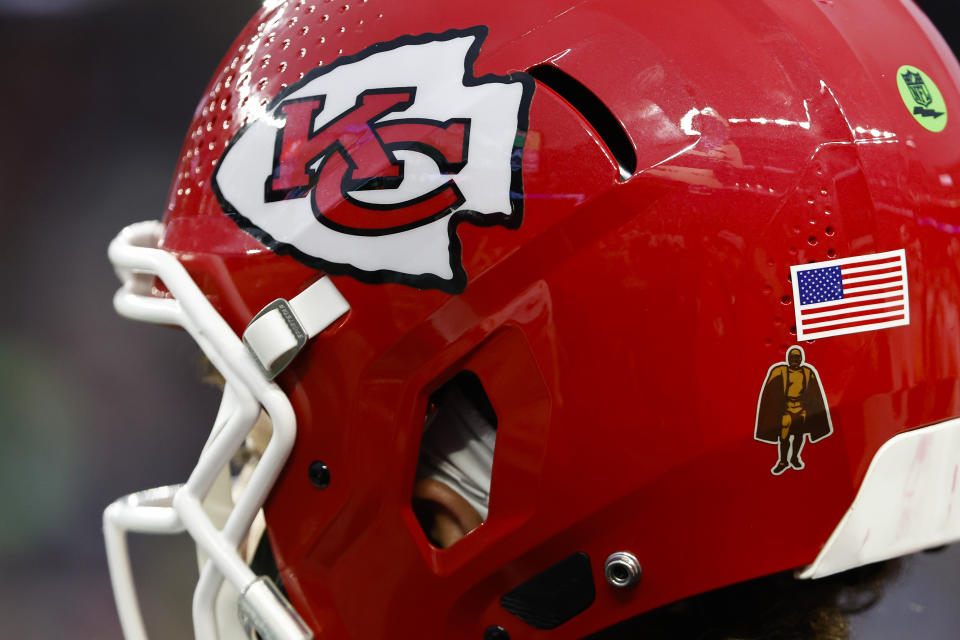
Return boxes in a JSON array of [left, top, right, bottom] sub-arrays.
[[411, 371, 498, 548]]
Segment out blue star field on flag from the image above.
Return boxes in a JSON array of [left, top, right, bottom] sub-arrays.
[[797, 265, 844, 305]]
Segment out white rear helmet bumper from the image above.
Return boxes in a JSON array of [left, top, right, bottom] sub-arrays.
[[801, 416, 960, 579]]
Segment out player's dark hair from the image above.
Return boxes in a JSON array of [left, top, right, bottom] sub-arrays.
[[587, 560, 900, 640]]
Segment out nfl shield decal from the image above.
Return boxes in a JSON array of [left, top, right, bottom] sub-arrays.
[[896, 65, 948, 133], [213, 26, 534, 293]]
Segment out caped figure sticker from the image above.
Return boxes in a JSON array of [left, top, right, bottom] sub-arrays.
[[755, 346, 833, 475], [213, 26, 535, 293]]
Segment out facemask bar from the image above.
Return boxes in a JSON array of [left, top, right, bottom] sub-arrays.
[[103, 220, 337, 640]]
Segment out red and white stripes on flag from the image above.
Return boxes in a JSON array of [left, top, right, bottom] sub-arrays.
[[790, 249, 910, 340]]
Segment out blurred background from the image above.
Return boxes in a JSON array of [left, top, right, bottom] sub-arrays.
[[0, 0, 958, 638], [0, 0, 257, 636]]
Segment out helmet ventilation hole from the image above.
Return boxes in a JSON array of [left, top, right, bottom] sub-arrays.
[[484, 626, 510, 640], [528, 64, 637, 181], [411, 371, 497, 549]]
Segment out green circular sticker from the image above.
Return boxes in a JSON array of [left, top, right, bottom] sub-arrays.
[[897, 65, 948, 132]]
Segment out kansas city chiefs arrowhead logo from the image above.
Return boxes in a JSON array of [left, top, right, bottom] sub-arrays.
[[213, 26, 534, 293]]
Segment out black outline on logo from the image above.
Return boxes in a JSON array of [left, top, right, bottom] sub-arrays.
[[264, 88, 416, 203], [373, 116, 471, 175], [212, 25, 535, 294], [269, 89, 472, 235]]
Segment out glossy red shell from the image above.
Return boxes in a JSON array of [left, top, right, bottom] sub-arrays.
[[157, 1, 960, 637]]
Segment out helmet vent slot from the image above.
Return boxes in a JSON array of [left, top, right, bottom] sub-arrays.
[[500, 552, 596, 629], [412, 371, 497, 548], [528, 64, 637, 180]]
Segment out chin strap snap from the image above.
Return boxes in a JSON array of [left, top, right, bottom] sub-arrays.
[[243, 276, 350, 379]]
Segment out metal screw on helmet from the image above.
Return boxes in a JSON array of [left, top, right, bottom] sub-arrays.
[[604, 552, 641, 588], [484, 626, 510, 640], [308, 461, 331, 489]]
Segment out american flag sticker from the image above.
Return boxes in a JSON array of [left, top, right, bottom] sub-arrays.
[[790, 249, 910, 340]]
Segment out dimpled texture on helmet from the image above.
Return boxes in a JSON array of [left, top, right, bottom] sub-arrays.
[[166, 1, 383, 220]]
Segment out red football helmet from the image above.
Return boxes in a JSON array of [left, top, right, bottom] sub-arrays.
[[104, 1, 960, 638]]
